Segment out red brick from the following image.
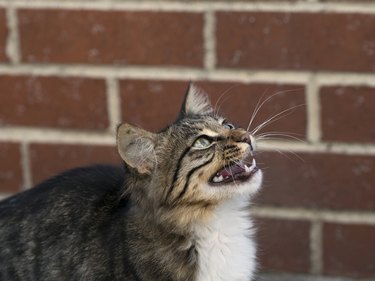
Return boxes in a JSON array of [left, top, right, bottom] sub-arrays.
[[0, 142, 22, 193], [120, 80, 306, 136], [255, 152, 375, 211], [217, 12, 375, 72], [256, 218, 311, 273], [0, 75, 108, 130], [30, 143, 122, 185], [120, 80, 187, 132], [18, 9, 203, 66], [320, 86, 375, 143], [0, 9, 8, 62], [323, 223, 375, 278]]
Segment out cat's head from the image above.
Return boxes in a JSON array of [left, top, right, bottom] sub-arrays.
[[117, 83, 262, 218]]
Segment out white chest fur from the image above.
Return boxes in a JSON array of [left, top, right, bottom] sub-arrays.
[[194, 196, 256, 281]]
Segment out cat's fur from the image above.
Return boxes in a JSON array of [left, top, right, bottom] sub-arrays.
[[0, 84, 263, 281]]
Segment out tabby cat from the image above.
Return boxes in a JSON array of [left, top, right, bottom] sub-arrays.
[[0, 83, 263, 281]]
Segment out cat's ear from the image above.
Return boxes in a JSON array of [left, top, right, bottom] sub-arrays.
[[117, 123, 156, 175], [179, 82, 213, 118]]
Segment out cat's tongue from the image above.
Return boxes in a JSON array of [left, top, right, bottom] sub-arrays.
[[211, 159, 257, 184], [218, 164, 246, 178]]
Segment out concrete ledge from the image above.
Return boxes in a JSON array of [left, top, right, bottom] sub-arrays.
[[259, 273, 357, 281]]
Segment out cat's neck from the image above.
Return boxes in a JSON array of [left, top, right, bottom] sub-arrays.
[[193, 196, 256, 281], [126, 182, 256, 281]]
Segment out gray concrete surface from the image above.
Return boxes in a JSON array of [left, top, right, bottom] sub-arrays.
[[258, 273, 373, 281]]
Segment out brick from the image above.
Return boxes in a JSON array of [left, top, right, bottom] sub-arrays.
[[120, 80, 187, 132], [255, 152, 375, 211], [30, 143, 122, 185], [256, 218, 310, 273], [0, 75, 108, 130], [0, 142, 22, 193], [18, 9, 203, 66], [216, 12, 375, 72], [323, 223, 375, 278], [0, 9, 8, 62], [320, 86, 375, 143], [120, 80, 306, 137]]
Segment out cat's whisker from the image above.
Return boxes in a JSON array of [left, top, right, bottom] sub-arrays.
[[246, 88, 302, 132], [255, 133, 305, 143], [228, 163, 239, 189], [246, 88, 274, 132], [213, 84, 240, 117], [251, 103, 305, 135], [245, 89, 268, 132], [256, 131, 304, 137], [251, 103, 305, 136], [265, 147, 305, 163]]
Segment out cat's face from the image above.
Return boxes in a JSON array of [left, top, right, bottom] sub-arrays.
[[117, 84, 262, 209]]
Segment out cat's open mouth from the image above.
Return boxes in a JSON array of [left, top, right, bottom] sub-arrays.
[[209, 159, 259, 185]]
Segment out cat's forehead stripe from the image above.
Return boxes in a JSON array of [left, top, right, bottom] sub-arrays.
[[200, 128, 220, 138]]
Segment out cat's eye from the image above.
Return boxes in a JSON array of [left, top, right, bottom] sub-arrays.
[[192, 136, 213, 149], [223, 122, 235, 130]]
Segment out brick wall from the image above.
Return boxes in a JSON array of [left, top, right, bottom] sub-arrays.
[[0, 1, 374, 280]]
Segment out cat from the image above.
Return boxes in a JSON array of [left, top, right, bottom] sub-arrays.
[[0, 83, 263, 281]]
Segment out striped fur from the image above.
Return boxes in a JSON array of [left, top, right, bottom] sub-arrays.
[[0, 83, 262, 281]]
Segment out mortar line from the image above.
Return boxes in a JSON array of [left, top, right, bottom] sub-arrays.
[[310, 221, 323, 275], [1, 128, 375, 155], [5, 4, 21, 64], [20, 141, 32, 190], [0, 193, 12, 200], [258, 141, 375, 155], [1, 64, 375, 85], [306, 74, 321, 143], [106, 78, 122, 134], [0, 64, 308, 82], [251, 206, 375, 225], [316, 73, 375, 87], [1, 0, 375, 14], [0, 127, 116, 145], [203, 9, 216, 70]]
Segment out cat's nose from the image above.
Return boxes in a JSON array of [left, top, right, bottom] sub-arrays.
[[240, 132, 255, 152]]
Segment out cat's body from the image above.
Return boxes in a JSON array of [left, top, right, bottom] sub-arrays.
[[0, 84, 262, 281], [0, 165, 133, 280]]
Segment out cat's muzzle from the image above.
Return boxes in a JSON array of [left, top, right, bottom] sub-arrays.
[[209, 158, 259, 185]]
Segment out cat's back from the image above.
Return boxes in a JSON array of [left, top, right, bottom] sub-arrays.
[[0, 164, 126, 218], [0, 165, 131, 281]]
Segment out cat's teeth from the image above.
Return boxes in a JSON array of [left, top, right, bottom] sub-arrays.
[[244, 164, 251, 173], [213, 175, 224, 183], [245, 159, 257, 174]]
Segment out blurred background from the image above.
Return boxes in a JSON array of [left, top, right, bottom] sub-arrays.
[[0, 0, 374, 280]]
